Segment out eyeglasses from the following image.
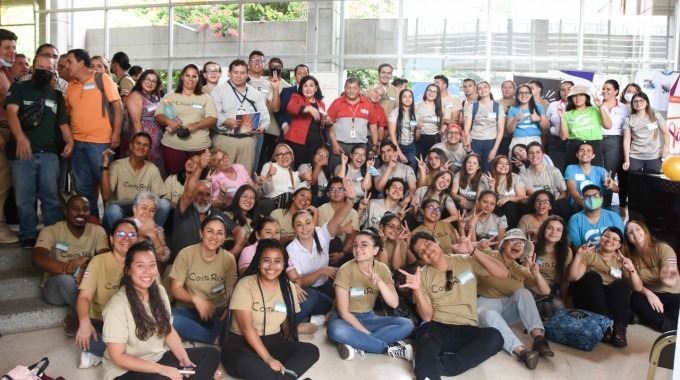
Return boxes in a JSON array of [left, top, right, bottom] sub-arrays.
[[507, 239, 526, 247], [447, 131, 461, 136], [601, 234, 621, 243], [352, 243, 375, 250], [328, 187, 345, 193], [352, 153, 366, 158], [250, 58, 265, 63], [115, 231, 138, 239], [445, 270, 455, 291], [534, 199, 550, 205], [275, 151, 292, 158], [317, 152, 329, 158], [518, 91, 532, 96], [143, 78, 158, 84], [632, 99, 646, 104], [204, 69, 220, 74], [425, 205, 441, 213], [426, 89, 438, 94], [261, 258, 284, 267], [583, 194, 602, 200]]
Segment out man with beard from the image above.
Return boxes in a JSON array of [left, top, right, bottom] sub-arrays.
[[170, 149, 241, 262], [0, 28, 19, 243], [5, 53, 74, 248], [32, 195, 109, 336]]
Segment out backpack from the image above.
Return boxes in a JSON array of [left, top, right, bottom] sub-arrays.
[[94, 72, 130, 133], [471, 101, 500, 122]]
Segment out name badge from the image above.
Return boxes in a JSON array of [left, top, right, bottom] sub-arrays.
[[430, 116, 439, 122], [454, 161, 462, 167], [226, 186, 237, 193], [533, 184, 543, 189], [147, 104, 157, 113], [45, 99, 56, 109], [350, 287, 365, 297], [444, 104, 453, 109], [83, 83, 95, 90], [368, 167, 380, 177], [274, 301, 287, 313], [287, 186, 294, 192], [536, 257, 545, 265], [212, 282, 225, 293], [192, 103, 203, 110], [350, 130, 357, 138], [355, 175, 364, 181], [574, 173, 586, 181], [610, 267, 623, 279], [56, 241, 69, 252], [488, 230, 498, 236], [389, 96, 396, 101], [360, 109, 369, 115], [459, 270, 474, 285], [409, 120, 417, 127], [647, 122, 658, 130], [260, 88, 270, 94], [489, 112, 497, 119]]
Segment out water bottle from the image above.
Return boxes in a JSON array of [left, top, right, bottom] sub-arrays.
[[163, 100, 176, 119]]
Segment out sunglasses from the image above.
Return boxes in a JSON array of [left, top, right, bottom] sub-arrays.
[[445, 270, 455, 291]]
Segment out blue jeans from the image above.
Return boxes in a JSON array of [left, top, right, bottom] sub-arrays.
[[42, 274, 78, 311], [253, 133, 264, 175], [327, 309, 414, 353], [399, 143, 418, 173], [86, 318, 106, 357], [103, 198, 172, 232], [470, 139, 496, 172], [71, 141, 111, 218], [11, 153, 63, 239], [172, 306, 226, 344], [295, 286, 334, 325]]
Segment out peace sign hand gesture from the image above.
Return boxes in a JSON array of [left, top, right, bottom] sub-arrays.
[[359, 265, 381, 286]]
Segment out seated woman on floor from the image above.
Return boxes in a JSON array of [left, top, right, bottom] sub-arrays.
[[327, 229, 415, 361], [169, 215, 237, 344], [625, 220, 680, 332], [238, 216, 281, 276], [411, 199, 458, 256], [377, 213, 416, 273], [476, 229, 553, 370], [222, 239, 320, 380], [271, 187, 315, 245], [532, 216, 572, 319], [516, 190, 554, 241], [103, 241, 220, 380]]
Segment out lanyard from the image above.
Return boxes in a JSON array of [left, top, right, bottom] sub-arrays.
[[228, 80, 250, 111]]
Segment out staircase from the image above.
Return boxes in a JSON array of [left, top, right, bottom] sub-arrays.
[[0, 243, 68, 335]]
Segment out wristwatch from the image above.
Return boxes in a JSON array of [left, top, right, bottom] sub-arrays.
[[100, 166, 109, 171]]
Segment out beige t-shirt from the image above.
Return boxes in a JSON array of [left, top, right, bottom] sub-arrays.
[[516, 215, 543, 242], [536, 247, 573, 287], [318, 202, 359, 243], [79, 252, 123, 321], [156, 92, 217, 151], [412, 221, 458, 255], [109, 158, 168, 201], [420, 255, 487, 325], [464, 101, 505, 141], [270, 208, 294, 242], [169, 244, 237, 309], [335, 260, 393, 313], [477, 250, 536, 298], [633, 243, 680, 293], [229, 275, 300, 336], [579, 249, 623, 286], [164, 174, 184, 205], [383, 240, 408, 270], [102, 285, 171, 380], [35, 221, 109, 286], [441, 93, 463, 122]]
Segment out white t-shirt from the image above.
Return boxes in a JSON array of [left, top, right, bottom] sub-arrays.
[[286, 223, 333, 287]]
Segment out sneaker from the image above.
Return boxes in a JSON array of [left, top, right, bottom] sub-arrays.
[[78, 352, 102, 369], [21, 238, 36, 250], [337, 343, 355, 361], [0, 223, 19, 244], [63, 314, 79, 337], [310, 314, 326, 327], [386, 341, 414, 361]]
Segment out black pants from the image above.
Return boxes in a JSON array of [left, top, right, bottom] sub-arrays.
[[115, 347, 220, 379], [569, 271, 631, 324], [549, 135, 567, 174], [222, 333, 319, 380], [631, 291, 680, 331], [416, 134, 440, 160], [414, 321, 503, 380], [258, 133, 281, 173], [501, 201, 522, 229]]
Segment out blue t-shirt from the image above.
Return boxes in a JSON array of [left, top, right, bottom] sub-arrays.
[[568, 209, 624, 247], [564, 164, 607, 204], [507, 104, 546, 137]]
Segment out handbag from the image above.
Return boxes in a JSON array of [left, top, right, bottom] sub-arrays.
[[2, 357, 51, 380], [19, 92, 47, 131], [544, 308, 611, 351]]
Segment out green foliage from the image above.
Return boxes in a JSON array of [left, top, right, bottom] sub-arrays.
[[347, 68, 379, 89], [156, 69, 181, 90], [135, 2, 307, 39], [348, 0, 397, 19]]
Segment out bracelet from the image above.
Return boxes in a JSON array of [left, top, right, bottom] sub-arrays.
[[263, 355, 274, 363], [469, 247, 476, 256], [100, 166, 109, 171]]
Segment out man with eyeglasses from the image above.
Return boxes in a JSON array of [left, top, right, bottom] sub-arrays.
[[430, 124, 467, 173], [5, 53, 74, 248], [402, 231, 508, 380], [99, 132, 171, 232], [567, 184, 624, 249], [19, 44, 69, 94], [246, 50, 280, 172], [377, 63, 399, 118], [32, 195, 109, 337], [256, 57, 291, 173], [318, 176, 360, 254], [565, 141, 618, 213], [374, 141, 417, 195]]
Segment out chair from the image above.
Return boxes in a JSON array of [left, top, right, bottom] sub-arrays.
[[647, 329, 677, 380]]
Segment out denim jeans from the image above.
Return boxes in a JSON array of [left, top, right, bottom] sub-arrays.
[[42, 274, 78, 311], [172, 306, 226, 344], [414, 321, 503, 380], [11, 153, 63, 239], [253, 133, 264, 175], [477, 288, 544, 354], [71, 141, 111, 218], [295, 286, 334, 325], [326, 309, 413, 353], [399, 143, 418, 173], [103, 198, 172, 232], [470, 138, 496, 172], [86, 318, 106, 357]]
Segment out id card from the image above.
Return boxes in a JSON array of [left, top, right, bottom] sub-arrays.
[[647, 122, 658, 130], [610, 267, 623, 279], [226, 186, 237, 193], [535, 257, 545, 265], [147, 104, 157, 113], [274, 302, 287, 313], [83, 83, 95, 90], [212, 282, 225, 293], [350, 130, 357, 138], [350, 287, 365, 297], [459, 270, 474, 285], [574, 173, 586, 181], [192, 103, 203, 110], [489, 112, 497, 119]]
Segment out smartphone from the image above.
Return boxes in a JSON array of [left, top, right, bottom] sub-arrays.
[[270, 67, 281, 77], [178, 367, 195, 375], [284, 369, 299, 378]]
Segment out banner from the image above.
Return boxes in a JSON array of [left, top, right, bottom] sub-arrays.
[[666, 72, 680, 155]]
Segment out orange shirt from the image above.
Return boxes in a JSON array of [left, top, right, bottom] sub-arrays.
[[65, 71, 121, 143]]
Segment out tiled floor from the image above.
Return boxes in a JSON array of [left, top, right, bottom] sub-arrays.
[[0, 324, 673, 379]]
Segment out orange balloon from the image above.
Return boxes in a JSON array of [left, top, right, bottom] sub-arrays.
[[662, 156, 680, 182]]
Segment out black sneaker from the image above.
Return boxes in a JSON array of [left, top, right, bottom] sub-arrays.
[[21, 238, 36, 250]]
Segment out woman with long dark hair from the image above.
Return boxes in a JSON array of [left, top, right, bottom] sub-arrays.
[[334, 145, 374, 205], [622, 92, 671, 173], [222, 239, 320, 379], [297, 145, 331, 206], [532, 216, 572, 319], [517, 190, 554, 242], [270, 187, 315, 245], [599, 79, 630, 208], [558, 85, 609, 167], [238, 216, 281, 276], [411, 170, 458, 225], [224, 184, 260, 259], [463, 81, 505, 172], [451, 153, 483, 211], [506, 84, 549, 153], [388, 88, 418, 170], [481, 155, 527, 228], [103, 241, 220, 380], [415, 83, 444, 158]]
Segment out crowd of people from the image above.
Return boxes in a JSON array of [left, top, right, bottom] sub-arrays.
[[0, 26, 679, 380]]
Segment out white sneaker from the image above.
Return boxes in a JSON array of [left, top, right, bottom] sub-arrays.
[[386, 341, 414, 361], [0, 223, 18, 244], [310, 314, 326, 327], [79, 352, 102, 369], [337, 343, 355, 360]]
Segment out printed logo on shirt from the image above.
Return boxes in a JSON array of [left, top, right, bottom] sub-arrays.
[[188, 272, 225, 282]]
